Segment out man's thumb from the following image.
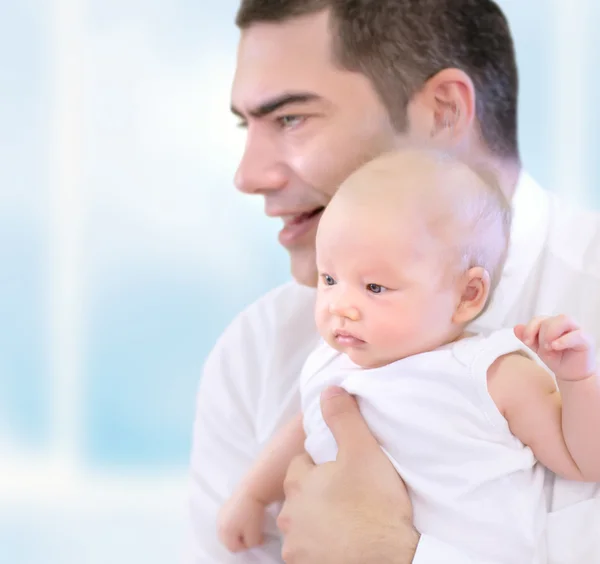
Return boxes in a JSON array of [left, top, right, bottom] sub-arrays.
[[320, 386, 379, 460]]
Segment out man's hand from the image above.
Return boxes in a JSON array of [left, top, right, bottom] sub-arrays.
[[277, 386, 419, 564]]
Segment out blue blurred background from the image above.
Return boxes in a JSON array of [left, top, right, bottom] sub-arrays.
[[1, 0, 598, 562]]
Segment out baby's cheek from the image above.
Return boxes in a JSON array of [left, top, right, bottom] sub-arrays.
[[379, 317, 411, 342], [366, 329, 398, 358], [314, 301, 330, 334]]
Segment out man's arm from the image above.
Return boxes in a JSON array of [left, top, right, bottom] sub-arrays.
[[277, 387, 488, 564]]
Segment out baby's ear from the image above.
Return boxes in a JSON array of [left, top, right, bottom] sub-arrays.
[[452, 267, 491, 324]]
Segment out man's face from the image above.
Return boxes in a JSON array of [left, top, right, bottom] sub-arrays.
[[231, 11, 418, 286]]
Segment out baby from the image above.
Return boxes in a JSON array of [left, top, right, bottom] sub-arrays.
[[218, 150, 600, 562]]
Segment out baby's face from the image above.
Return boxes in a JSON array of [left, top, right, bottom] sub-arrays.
[[315, 201, 461, 368]]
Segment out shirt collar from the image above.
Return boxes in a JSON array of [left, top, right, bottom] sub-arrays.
[[471, 170, 551, 330]]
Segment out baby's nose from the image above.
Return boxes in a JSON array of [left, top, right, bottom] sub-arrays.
[[329, 300, 360, 321]]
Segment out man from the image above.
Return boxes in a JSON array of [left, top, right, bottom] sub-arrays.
[[189, 1, 600, 562]]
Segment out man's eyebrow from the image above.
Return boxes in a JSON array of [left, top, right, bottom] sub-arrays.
[[231, 92, 321, 119]]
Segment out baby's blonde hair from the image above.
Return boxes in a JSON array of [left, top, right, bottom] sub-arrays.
[[436, 163, 512, 318], [455, 166, 512, 294]]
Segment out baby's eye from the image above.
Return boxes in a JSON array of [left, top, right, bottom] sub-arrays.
[[367, 283, 386, 294], [322, 274, 336, 286]]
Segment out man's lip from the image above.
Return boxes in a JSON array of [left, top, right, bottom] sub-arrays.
[[266, 206, 325, 222], [277, 207, 325, 247]]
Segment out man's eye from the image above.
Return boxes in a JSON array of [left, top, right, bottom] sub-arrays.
[[277, 115, 304, 129], [322, 274, 336, 286], [367, 283, 386, 294]]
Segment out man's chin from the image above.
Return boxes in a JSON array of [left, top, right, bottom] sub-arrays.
[[289, 252, 318, 288]]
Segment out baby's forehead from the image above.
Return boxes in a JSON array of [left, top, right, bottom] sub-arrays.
[[318, 199, 446, 262], [339, 156, 495, 229], [332, 178, 449, 233], [341, 161, 449, 206], [324, 147, 502, 234]]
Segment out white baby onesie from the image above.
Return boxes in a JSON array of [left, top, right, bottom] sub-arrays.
[[301, 328, 548, 564]]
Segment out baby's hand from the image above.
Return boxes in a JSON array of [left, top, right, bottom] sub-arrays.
[[515, 315, 596, 381], [218, 491, 266, 553]]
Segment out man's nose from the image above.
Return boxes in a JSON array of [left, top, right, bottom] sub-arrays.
[[234, 129, 287, 195]]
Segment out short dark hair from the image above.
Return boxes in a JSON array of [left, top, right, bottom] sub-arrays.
[[236, 0, 520, 159]]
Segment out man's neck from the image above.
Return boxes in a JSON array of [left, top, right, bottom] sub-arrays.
[[467, 150, 522, 202], [493, 158, 522, 201]]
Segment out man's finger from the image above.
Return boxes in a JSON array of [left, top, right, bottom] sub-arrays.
[[320, 386, 380, 461]]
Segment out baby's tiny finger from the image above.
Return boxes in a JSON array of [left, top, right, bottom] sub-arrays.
[[245, 527, 264, 549], [226, 532, 246, 553], [545, 315, 578, 344], [523, 317, 545, 348], [552, 329, 589, 352], [514, 324, 526, 342]]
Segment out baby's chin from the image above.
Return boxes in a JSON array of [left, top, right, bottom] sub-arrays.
[[343, 347, 392, 370]]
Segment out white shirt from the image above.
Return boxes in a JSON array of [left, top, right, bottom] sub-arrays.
[[301, 330, 547, 563], [188, 173, 600, 564]]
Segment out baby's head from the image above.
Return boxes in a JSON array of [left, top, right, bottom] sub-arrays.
[[315, 149, 511, 369]]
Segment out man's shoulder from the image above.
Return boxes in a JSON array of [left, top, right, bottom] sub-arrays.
[[196, 282, 318, 447], [547, 192, 600, 278], [212, 281, 317, 354], [201, 282, 319, 424], [241, 280, 317, 326], [518, 174, 600, 270]]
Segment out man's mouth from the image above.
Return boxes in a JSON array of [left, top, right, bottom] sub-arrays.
[[278, 207, 325, 247], [283, 207, 325, 226]]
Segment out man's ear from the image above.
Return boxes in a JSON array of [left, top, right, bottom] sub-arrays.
[[452, 266, 491, 324], [408, 68, 475, 143]]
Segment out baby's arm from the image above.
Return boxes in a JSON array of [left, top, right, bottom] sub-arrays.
[[218, 412, 306, 552], [488, 316, 600, 482]]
